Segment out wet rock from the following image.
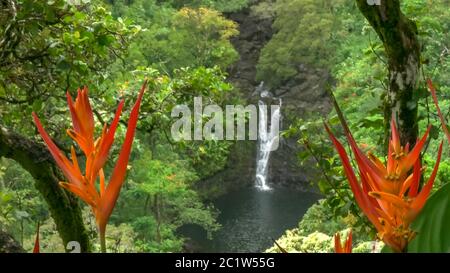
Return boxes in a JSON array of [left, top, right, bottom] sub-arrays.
[[0, 229, 24, 253]]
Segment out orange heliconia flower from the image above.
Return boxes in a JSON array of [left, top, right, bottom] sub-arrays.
[[32, 81, 147, 252], [325, 119, 443, 252], [334, 230, 352, 253]]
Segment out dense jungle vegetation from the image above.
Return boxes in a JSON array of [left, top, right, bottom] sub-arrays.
[[0, 0, 449, 253]]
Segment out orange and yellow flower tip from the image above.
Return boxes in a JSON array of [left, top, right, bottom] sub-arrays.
[[325, 118, 443, 253], [334, 230, 352, 253], [32, 81, 147, 252], [66, 87, 95, 155]]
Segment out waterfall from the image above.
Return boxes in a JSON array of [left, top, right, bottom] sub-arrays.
[[255, 83, 281, 191]]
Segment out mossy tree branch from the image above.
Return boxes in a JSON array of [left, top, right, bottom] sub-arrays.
[[0, 125, 91, 252]]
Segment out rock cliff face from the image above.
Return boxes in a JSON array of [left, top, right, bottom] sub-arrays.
[[227, 2, 274, 94], [269, 65, 332, 189], [0, 229, 24, 253], [199, 1, 333, 197]]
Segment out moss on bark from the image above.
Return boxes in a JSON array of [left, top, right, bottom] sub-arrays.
[[355, 0, 421, 147], [0, 126, 91, 252]]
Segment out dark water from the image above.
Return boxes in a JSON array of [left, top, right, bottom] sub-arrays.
[[179, 186, 320, 253]]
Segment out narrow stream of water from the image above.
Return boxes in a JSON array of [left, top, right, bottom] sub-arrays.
[[179, 187, 320, 253], [255, 89, 281, 191], [178, 82, 319, 252]]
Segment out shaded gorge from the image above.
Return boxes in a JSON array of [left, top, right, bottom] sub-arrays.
[[179, 186, 320, 253]]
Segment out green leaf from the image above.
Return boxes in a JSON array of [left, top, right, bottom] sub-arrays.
[[407, 182, 450, 252], [381, 244, 394, 253], [32, 100, 43, 112], [15, 210, 30, 219], [318, 180, 331, 193], [57, 60, 71, 70], [358, 115, 383, 129], [73, 11, 86, 21], [97, 34, 114, 46], [429, 125, 440, 140]]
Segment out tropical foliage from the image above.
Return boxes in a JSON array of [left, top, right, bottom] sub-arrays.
[[1, 0, 450, 254]]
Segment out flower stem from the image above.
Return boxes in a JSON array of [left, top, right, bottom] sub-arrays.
[[100, 230, 106, 253]]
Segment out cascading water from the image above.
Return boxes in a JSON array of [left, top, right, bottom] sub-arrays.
[[255, 83, 281, 191]]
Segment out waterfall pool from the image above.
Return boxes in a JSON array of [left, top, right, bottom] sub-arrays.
[[178, 186, 321, 253], [178, 83, 318, 253]]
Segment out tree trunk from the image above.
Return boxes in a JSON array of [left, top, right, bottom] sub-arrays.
[[355, 0, 421, 147], [153, 194, 162, 244], [0, 126, 91, 252]]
